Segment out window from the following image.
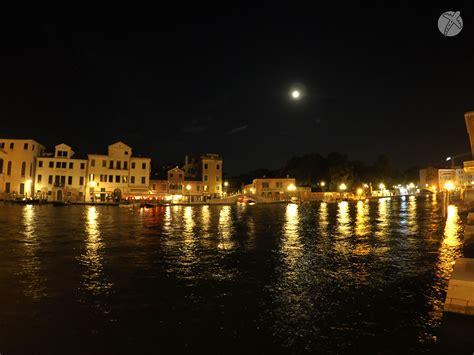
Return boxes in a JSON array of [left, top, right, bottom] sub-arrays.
[[32, 144, 35, 151], [152, 184, 156, 190], [131, 176, 135, 184], [100, 175, 106, 182], [79, 177, 84, 186], [38, 160, 43, 168], [142, 162, 146, 169], [276, 182, 283, 188], [49, 161, 54, 168], [216, 186, 220, 191], [9, 142, 14, 149], [204, 175, 208, 181], [124, 161, 128, 170], [37, 175, 42, 183], [19, 183, 24, 195], [179, 174, 182, 179], [196, 185, 200, 191], [91, 159, 95, 167], [21, 162, 26, 176], [69, 162, 73, 169], [262, 182, 269, 188], [102, 160, 107, 167], [204, 185, 208, 191], [170, 173, 174, 178], [125, 151, 129, 155], [131, 162, 135, 169], [0, 142, 4, 148], [5, 182, 10, 193], [141, 176, 146, 184], [204, 163, 208, 169], [216, 176, 220, 181], [61, 162, 67, 169], [7, 161, 11, 176], [89, 174, 94, 182], [47, 190, 51, 196], [116, 161, 121, 170], [109, 160, 114, 169], [80, 163, 85, 169], [56, 162, 61, 168], [24, 143, 28, 150], [29, 163, 32, 177], [216, 164, 220, 170], [115, 175, 120, 183], [54, 175, 60, 186], [60, 176, 66, 186], [48, 175, 53, 184], [109, 175, 113, 182], [0, 159, 2, 174], [122, 176, 127, 183], [68, 176, 72, 185]]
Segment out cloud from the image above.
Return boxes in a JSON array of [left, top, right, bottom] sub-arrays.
[[227, 124, 248, 135]]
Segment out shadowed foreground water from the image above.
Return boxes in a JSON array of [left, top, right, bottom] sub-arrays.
[[0, 196, 464, 354]]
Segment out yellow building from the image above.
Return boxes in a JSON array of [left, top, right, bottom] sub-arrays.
[[34, 143, 88, 202], [0, 138, 45, 199], [183, 153, 222, 199], [86, 142, 151, 202], [243, 177, 297, 200], [149, 167, 204, 203]]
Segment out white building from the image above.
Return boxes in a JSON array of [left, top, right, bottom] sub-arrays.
[[0, 138, 45, 199], [86, 142, 151, 202], [34, 143, 87, 202]]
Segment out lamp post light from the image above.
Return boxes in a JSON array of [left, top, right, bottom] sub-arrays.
[[224, 181, 229, 196], [320, 181, 326, 192], [186, 184, 192, 202], [339, 183, 347, 200], [287, 183, 296, 202], [357, 188, 363, 200]]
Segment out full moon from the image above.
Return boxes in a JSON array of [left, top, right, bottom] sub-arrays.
[[291, 90, 300, 99]]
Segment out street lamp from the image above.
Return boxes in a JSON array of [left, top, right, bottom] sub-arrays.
[[186, 184, 192, 202], [357, 188, 363, 200]]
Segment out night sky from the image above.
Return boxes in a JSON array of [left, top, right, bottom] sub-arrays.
[[1, 5, 474, 175]]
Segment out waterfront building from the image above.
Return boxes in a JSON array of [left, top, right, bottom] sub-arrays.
[[243, 177, 297, 200], [183, 153, 222, 199], [86, 142, 151, 202], [149, 166, 204, 202], [0, 138, 45, 199], [34, 144, 87, 202], [419, 167, 439, 191]]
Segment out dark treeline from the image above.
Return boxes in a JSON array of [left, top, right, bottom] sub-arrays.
[[231, 153, 420, 191]]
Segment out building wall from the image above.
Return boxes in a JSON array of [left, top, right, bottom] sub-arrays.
[[419, 167, 439, 190], [86, 142, 151, 202], [247, 178, 297, 200], [465, 111, 474, 158], [201, 154, 222, 198], [34, 144, 87, 202], [0, 139, 45, 198]]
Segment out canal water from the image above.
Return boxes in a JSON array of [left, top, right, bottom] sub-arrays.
[[0, 196, 463, 354]]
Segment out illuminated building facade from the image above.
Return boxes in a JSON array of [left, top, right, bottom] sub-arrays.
[[243, 178, 297, 200], [183, 153, 222, 199], [34, 143, 88, 202], [86, 142, 151, 202], [0, 139, 45, 199]]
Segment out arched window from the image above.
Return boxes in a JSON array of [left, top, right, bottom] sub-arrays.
[[7, 161, 11, 175]]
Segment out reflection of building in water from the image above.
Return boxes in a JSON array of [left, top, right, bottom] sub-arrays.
[[218, 206, 234, 250], [407, 195, 418, 234], [21, 205, 45, 299], [281, 203, 302, 273], [81, 206, 112, 296], [179, 206, 198, 276]]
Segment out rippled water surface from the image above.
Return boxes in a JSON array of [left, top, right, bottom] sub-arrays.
[[0, 196, 464, 354]]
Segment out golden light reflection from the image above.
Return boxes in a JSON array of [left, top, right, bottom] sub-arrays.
[[218, 206, 235, 250], [337, 201, 351, 236], [432, 205, 463, 318], [201, 205, 211, 237], [407, 195, 418, 234], [318, 202, 329, 237], [355, 200, 370, 237], [81, 206, 112, 296], [179, 206, 198, 276], [21, 205, 45, 299], [281, 203, 302, 273], [376, 198, 390, 238]]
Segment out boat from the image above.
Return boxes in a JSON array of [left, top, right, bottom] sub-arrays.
[[13, 198, 40, 205], [53, 201, 72, 207]]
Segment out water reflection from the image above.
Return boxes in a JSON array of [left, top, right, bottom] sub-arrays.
[[20, 205, 45, 299], [355, 200, 370, 237], [201, 205, 211, 237], [180, 206, 197, 274], [376, 198, 391, 238], [318, 202, 329, 237], [436, 205, 463, 280], [407, 196, 418, 234], [80, 206, 112, 297], [281, 203, 302, 273], [335, 201, 351, 255], [217, 206, 234, 250]]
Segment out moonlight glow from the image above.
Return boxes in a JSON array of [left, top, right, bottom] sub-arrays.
[[291, 90, 300, 99]]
